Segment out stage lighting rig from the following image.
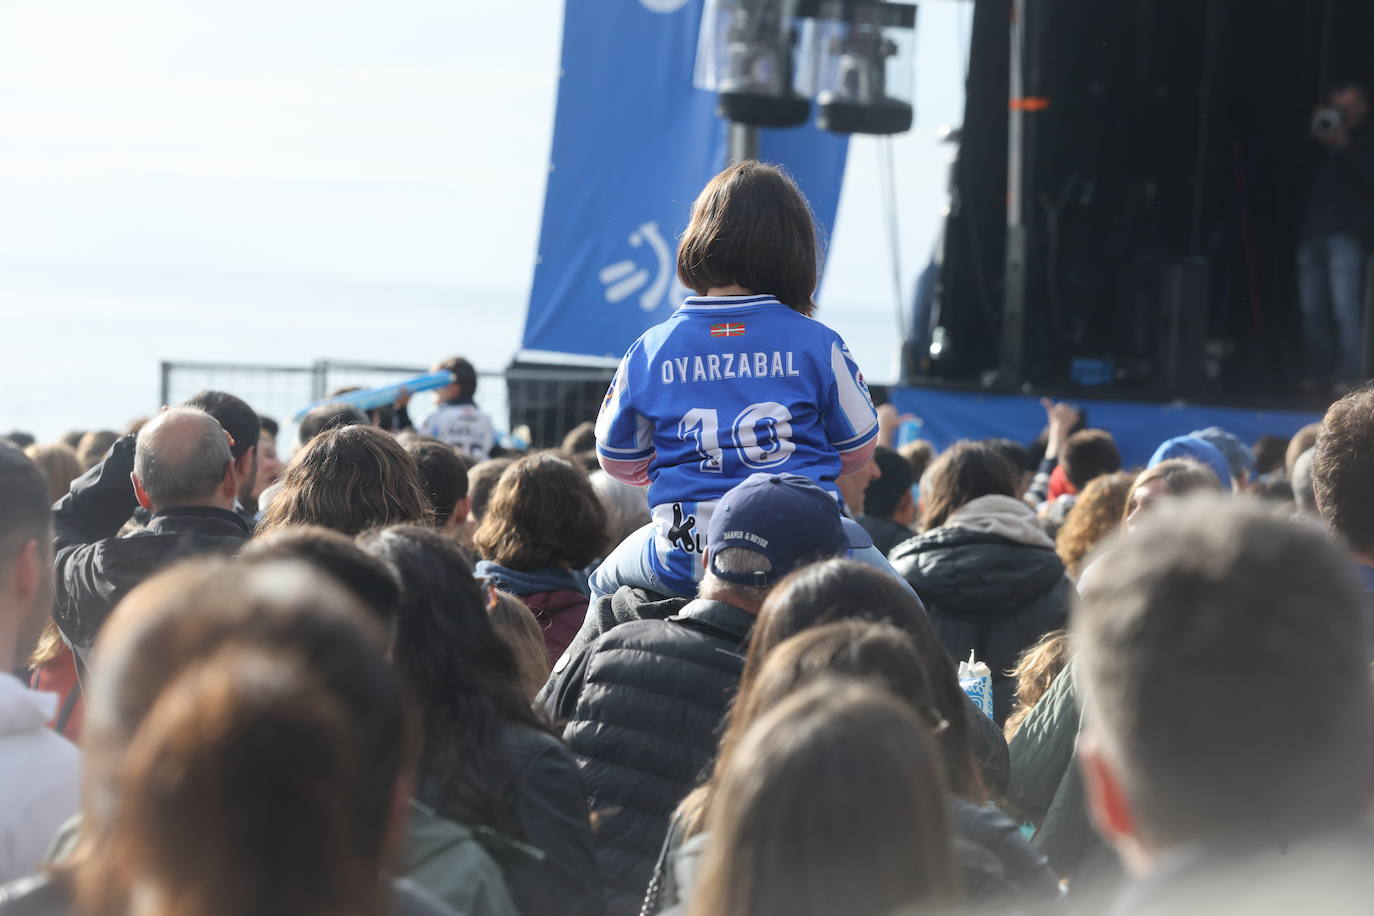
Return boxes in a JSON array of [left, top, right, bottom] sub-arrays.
[[814, 0, 916, 135], [696, 0, 917, 156]]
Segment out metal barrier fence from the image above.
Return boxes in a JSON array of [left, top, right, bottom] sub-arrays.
[[159, 359, 614, 451]]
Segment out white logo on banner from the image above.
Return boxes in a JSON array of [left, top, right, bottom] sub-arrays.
[[599, 221, 677, 312], [639, 0, 691, 12]]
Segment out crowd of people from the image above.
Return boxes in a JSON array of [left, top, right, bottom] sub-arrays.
[[3, 162, 1374, 915]]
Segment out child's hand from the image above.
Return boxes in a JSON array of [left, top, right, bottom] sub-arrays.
[[1040, 398, 1080, 459]]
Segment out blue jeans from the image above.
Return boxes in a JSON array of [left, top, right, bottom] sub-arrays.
[[589, 523, 684, 606], [1297, 233, 1366, 383]]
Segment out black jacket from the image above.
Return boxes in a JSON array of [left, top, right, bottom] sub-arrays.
[[889, 496, 1071, 722], [543, 598, 753, 916], [1304, 120, 1374, 241], [52, 435, 250, 658], [857, 513, 916, 558]]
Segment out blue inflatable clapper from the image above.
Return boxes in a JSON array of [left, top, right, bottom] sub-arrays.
[[291, 371, 454, 421], [958, 650, 994, 720]]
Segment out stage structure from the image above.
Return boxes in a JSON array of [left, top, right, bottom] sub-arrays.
[[918, 0, 1374, 407]]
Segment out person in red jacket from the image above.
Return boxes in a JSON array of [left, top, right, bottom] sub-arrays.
[[473, 453, 609, 667]]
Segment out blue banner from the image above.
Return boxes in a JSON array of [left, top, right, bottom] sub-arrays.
[[521, 0, 850, 361]]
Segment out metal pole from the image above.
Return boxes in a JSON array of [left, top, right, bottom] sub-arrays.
[[159, 361, 171, 407], [728, 121, 759, 163], [998, 0, 1027, 387], [311, 360, 328, 401]]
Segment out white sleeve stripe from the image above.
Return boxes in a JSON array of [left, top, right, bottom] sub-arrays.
[[834, 426, 880, 451], [830, 342, 878, 436], [597, 443, 655, 458]]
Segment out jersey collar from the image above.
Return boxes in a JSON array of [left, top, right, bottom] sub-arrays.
[[680, 294, 782, 311]]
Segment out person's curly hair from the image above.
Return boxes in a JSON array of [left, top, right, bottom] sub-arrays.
[[1055, 471, 1134, 579], [1003, 629, 1071, 740], [473, 451, 608, 571], [257, 425, 428, 537]]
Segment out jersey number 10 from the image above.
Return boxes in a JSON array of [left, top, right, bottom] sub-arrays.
[[678, 401, 795, 473]]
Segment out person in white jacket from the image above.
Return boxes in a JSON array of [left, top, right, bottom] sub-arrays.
[[0, 443, 80, 883]]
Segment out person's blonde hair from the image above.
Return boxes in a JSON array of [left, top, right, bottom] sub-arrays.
[[28, 619, 68, 669], [1055, 471, 1134, 579], [1003, 629, 1071, 740], [486, 590, 552, 702]]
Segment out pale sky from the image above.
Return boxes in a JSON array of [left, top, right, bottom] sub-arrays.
[[0, 1, 971, 379]]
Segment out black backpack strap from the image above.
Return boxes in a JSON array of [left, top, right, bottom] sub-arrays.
[[54, 683, 82, 737]]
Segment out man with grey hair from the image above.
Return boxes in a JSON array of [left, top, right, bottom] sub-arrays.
[[52, 407, 250, 662], [542, 473, 851, 915], [1075, 497, 1374, 913]]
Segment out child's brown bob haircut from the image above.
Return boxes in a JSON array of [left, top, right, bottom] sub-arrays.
[[677, 161, 820, 316]]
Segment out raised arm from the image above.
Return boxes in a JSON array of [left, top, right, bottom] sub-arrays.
[[52, 434, 140, 651], [53, 434, 138, 552]]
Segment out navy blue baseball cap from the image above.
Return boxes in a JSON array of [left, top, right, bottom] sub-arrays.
[[707, 474, 848, 589]]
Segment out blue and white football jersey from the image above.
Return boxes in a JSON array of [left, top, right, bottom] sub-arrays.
[[596, 294, 879, 593]]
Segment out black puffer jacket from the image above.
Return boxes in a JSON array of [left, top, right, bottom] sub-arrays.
[[890, 495, 1071, 722], [542, 599, 752, 916]]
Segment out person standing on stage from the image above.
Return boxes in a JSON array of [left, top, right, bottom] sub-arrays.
[[1298, 81, 1374, 390]]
